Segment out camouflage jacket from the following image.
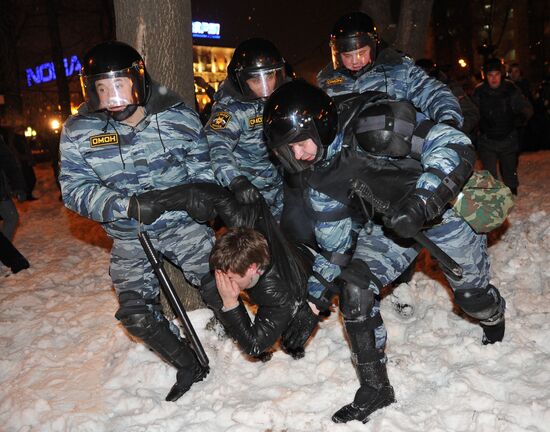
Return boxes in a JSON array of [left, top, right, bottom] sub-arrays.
[[307, 112, 473, 286], [205, 80, 282, 192], [317, 47, 464, 127], [59, 82, 214, 240]]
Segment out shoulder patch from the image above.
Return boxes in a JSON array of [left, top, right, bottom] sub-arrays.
[[248, 115, 263, 128], [326, 77, 345, 86], [90, 133, 119, 147], [210, 111, 232, 130]]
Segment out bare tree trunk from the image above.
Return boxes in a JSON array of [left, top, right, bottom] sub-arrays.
[[113, 0, 195, 107], [360, 0, 434, 58], [0, 0, 23, 125], [113, 0, 204, 314], [360, 0, 396, 43], [394, 0, 434, 58]]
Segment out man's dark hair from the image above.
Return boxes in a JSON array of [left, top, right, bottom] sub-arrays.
[[210, 228, 270, 275]]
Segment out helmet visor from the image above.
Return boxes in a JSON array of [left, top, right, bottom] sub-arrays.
[[237, 64, 286, 100], [80, 63, 147, 112], [269, 123, 324, 173], [330, 33, 375, 71]]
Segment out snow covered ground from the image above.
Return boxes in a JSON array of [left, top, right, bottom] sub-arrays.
[[1, 152, 549, 432]]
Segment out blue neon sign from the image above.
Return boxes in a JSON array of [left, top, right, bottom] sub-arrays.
[[26, 55, 82, 87], [192, 21, 221, 39]]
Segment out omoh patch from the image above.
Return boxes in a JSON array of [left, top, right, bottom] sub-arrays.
[[90, 133, 119, 147], [210, 112, 232, 130], [326, 77, 344, 86]]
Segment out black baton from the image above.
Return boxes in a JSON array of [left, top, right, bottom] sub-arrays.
[[350, 178, 463, 279], [138, 231, 209, 368]]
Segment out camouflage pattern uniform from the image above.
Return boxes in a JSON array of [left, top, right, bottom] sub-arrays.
[[317, 47, 464, 127], [60, 83, 216, 308], [308, 117, 493, 349], [205, 80, 283, 218]]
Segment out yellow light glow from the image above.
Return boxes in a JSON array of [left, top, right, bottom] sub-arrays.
[[24, 126, 33, 137], [458, 58, 468, 68], [51, 119, 61, 130]]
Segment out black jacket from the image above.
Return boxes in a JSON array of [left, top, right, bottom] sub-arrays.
[[473, 80, 534, 139], [151, 183, 312, 356], [0, 136, 27, 201], [219, 264, 298, 356]]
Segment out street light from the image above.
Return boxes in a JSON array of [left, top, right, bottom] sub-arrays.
[[458, 58, 468, 68], [24, 126, 37, 137], [50, 119, 61, 133]]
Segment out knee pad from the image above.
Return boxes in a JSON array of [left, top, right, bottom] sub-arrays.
[[118, 311, 159, 341], [339, 282, 375, 320], [454, 284, 505, 323], [339, 259, 379, 320], [115, 291, 166, 342], [115, 290, 154, 319], [340, 259, 376, 290]]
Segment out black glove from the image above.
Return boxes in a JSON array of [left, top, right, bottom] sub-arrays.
[[281, 302, 319, 356], [156, 183, 223, 223], [127, 191, 164, 225], [384, 195, 427, 238], [229, 175, 261, 204]]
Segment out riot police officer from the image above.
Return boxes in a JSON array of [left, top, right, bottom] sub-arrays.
[[206, 38, 287, 218], [317, 12, 463, 128], [59, 41, 214, 401], [264, 80, 506, 424]]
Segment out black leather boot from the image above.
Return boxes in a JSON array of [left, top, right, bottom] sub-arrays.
[[165, 360, 209, 402], [332, 360, 395, 423], [332, 317, 395, 423], [119, 312, 209, 402]]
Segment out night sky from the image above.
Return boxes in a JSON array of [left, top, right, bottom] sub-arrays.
[[191, 0, 361, 72]]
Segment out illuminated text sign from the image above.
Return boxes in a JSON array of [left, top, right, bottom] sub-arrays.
[[26, 55, 82, 87], [192, 21, 221, 39]]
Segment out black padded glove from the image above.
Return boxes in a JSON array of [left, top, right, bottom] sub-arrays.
[[281, 302, 319, 355], [384, 195, 427, 238], [229, 175, 261, 204], [156, 183, 222, 223], [127, 191, 164, 225]]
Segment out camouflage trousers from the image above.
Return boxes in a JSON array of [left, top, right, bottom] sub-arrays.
[[353, 208, 491, 349], [109, 221, 215, 302]]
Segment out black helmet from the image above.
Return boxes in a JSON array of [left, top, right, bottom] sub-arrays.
[[330, 12, 379, 76], [263, 80, 338, 173], [482, 57, 503, 80], [227, 38, 286, 100], [80, 41, 151, 120]]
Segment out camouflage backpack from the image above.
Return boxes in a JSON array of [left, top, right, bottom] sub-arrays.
[[452, 170, 514, 233]]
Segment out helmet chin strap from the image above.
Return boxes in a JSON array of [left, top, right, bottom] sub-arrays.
[[108, 104, 139, 122]]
